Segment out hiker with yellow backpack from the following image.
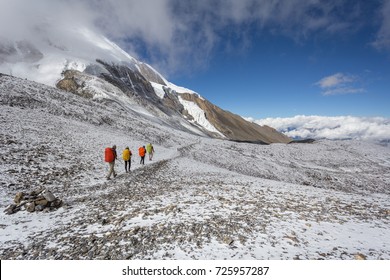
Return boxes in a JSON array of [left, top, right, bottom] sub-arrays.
[[122, 147, 132, 173]]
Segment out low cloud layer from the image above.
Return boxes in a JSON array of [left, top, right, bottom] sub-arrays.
[[250, 115, 390, 141], [1, 0, 390, 76]]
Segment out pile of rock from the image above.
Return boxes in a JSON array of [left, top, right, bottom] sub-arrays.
[[4, 189, 62, 215]]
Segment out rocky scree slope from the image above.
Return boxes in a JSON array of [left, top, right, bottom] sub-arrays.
[[1, 74, 390, 260]]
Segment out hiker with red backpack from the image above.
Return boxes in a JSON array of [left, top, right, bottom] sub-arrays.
[[105, 145, 117, 180], [139, 146, 146, 165]]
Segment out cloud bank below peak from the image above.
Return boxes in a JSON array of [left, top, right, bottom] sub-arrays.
[[247, 115, 390, 142]]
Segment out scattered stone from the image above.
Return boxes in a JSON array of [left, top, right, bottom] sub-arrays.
[[26, 202, 35, 213], [14, 192, 24, 204], [223, 236, 234, 246], [51, 199, 63, 208], [164, 204, 178, 214], [284, 235, 299, 243], [4, 204, 18, 215], [354, 253, 367, 260], [43, 189, 56, 202], [35, 205, 45, 212], [35, 198, 49, 206], [132, 226, 141, 235], [30, 189, 45, 196]]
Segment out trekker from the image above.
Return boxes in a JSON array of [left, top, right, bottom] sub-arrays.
[[105, 145, 117, 180], [139, 146, 146, 165], [122, 147, 132, 173], [146, 143, 155, 161]]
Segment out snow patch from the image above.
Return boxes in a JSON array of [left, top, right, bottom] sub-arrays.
[[150, 82, 165, 99], [178, 96, 224, 137]]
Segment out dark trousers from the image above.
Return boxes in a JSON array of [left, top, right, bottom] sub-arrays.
[[140, 156, 145, 165], [125, 160, 131, 172]]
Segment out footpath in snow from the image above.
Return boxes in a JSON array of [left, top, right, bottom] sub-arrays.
[[1, 74, 389, 260]]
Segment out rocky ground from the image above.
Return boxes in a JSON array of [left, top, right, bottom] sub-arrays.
[[1, 136, 389, 260], [1, 75, 390, 260]]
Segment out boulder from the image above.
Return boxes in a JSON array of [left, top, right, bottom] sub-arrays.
[[26, 202, 35, 213], [51, 199, 63, 208], [35, 198, 48, 206], [354, 253, 367, 260], [14, 192, 24, 204], [35, 205, 45, 212], [4, 204, 18, 215], [42, 189, 56, 202]]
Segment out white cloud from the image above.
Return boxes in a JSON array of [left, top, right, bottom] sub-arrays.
[[316, 73, 355, 88], [315, 73, 365, 96], [250, 115, 390, 141], [0, 0, 376, 77], [373, 0, 390, 51], [322, 87, 365, 96]]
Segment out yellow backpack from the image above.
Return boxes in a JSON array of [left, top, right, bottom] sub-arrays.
[[122, 149, 131, 161]]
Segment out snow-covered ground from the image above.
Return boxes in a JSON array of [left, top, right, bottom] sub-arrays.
[[1, 74, 389, 260]]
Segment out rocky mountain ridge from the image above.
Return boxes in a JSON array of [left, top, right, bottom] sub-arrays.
[[0, 35, 290, 144], [55, 59, 290, 143]]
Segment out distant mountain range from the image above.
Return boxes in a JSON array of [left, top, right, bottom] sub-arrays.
[[0, 29, 290, 144]]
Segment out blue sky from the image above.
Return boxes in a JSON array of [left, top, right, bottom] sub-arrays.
[[162, 1, 390, 119], [2, 0, 389, 120]]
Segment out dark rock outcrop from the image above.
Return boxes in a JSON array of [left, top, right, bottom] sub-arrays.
[[55, 60, 290, 144]]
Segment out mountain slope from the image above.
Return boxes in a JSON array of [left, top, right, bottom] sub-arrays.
[[179, 92, 291, 143], [1, 74, 389, 260], [0, 30, 290, 143]]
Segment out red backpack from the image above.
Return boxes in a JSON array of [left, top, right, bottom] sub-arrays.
[[139, 147, 146, 157], [105, 147, 115, 162]]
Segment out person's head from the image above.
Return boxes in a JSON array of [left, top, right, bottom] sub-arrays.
[[126, 146, 129, 149], [143, 146, 145, 148], [113, 145, 116, 149]]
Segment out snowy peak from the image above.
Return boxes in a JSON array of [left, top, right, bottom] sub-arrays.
[[0, 28, 290, 143], [0, 28, 138, 86]]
